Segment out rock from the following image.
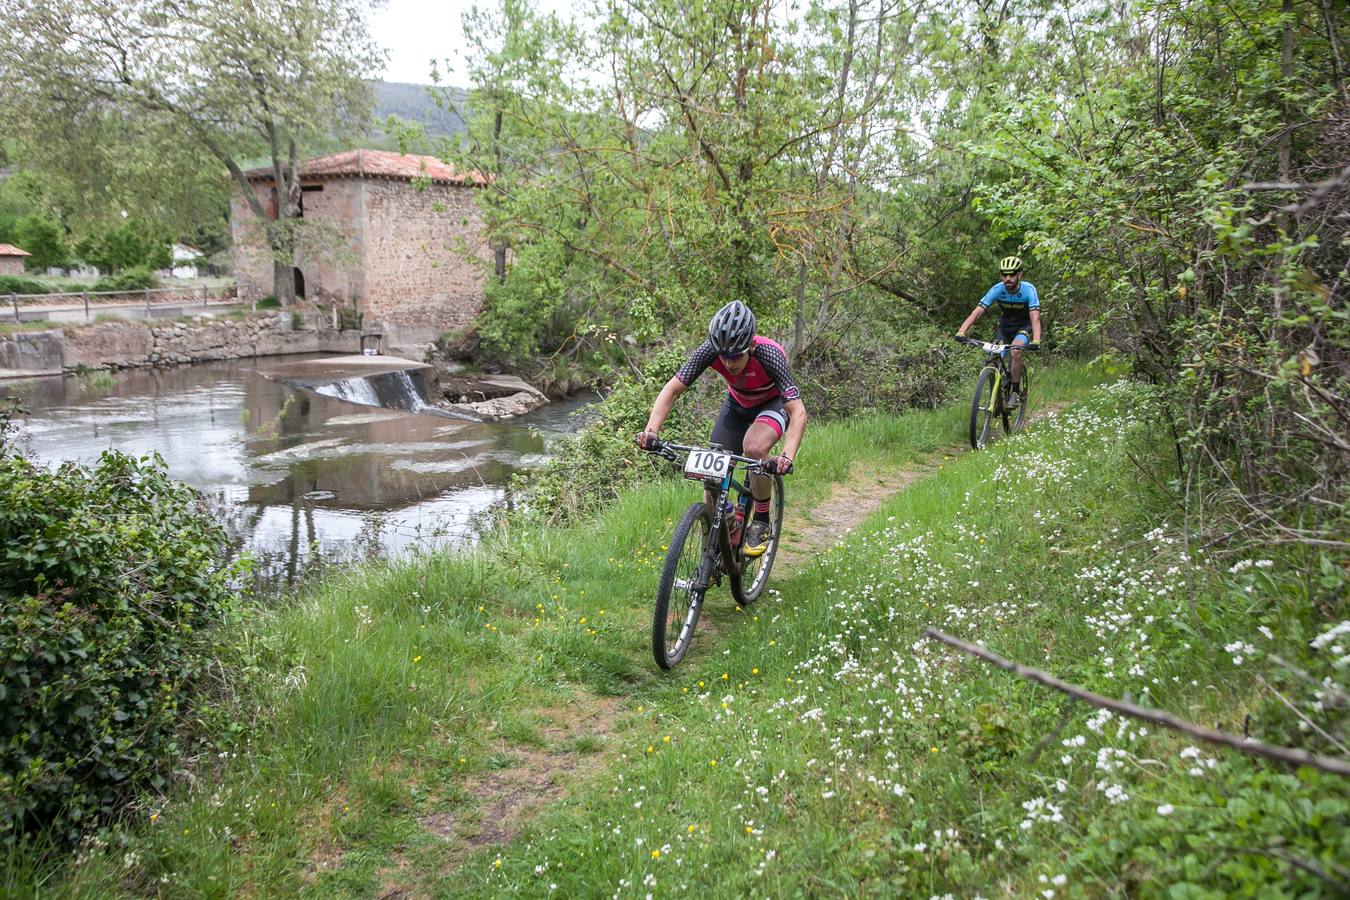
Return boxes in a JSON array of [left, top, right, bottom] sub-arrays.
[[441, 390, 548, 421]]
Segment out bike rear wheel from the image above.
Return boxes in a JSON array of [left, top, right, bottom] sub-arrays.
[[653, 502, 713, 669], [731, 474, 784, 607], [1005, 366, 1030, 434], [970, 367, 998, 449]]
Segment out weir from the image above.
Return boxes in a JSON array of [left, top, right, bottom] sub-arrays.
[[258, 353, 450, 416]]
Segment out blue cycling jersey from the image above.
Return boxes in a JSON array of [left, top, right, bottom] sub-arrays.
[[979, 281, 1039, 323]]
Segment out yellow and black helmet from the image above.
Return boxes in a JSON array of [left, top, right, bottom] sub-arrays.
[[999, 256, 1024, 274]]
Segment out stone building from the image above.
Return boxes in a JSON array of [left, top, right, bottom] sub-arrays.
[[231, 149, 491, 340], [0, 244, 31, 276]]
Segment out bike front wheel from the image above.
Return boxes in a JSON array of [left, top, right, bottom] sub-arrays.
[[653, 501, 713, 669], [970, 367, 998, 449], [732, 473, 784, 607]]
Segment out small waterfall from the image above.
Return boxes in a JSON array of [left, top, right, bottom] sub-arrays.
[[311, 370, 429, 412], [314, 376, 382, 407], [380, 370, 427, 412]]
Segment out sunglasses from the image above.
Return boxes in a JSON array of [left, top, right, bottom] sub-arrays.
[[1000, 271, 1021, 277], [719, 350, 749, 362]]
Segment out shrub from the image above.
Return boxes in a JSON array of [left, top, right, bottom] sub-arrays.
[[0, 446, 243, 845], [254, 295, 280, 310], [0, 275, 52, 295], [794, 319, 959, 420], [500, 345, 709, 525], [91, 266, 158, 292]]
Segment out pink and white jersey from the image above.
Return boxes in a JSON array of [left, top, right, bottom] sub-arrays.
[[674, 335, 801, 408]]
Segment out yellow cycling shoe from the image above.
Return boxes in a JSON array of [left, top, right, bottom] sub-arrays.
[[742, 519, 772, 558]]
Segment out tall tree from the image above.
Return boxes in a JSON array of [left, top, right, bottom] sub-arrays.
[[0, 0, 386, 304]]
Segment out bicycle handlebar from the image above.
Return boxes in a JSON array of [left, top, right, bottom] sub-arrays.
[[644, 440, 785, 475], [955, 335, 1040, 353]]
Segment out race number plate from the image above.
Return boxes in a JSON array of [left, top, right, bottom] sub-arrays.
[[684, 449, 731, 481]]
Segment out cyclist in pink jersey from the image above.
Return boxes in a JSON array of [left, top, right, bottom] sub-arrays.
[[636, 301, 808, 557]]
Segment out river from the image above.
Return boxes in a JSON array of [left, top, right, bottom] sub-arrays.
[[3, 355, 596, 589]]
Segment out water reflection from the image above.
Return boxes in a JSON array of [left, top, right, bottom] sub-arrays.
[[5, 357, 594, 590]]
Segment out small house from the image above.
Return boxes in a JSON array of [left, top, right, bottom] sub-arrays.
[[0, 244, 31, 276]]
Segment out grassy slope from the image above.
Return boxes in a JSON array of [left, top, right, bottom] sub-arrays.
[[11, 364, 1347, 897]]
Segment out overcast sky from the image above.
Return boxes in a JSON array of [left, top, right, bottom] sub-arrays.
[[368, 0, 574, 86]]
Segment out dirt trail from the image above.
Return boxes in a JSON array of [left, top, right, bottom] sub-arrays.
[[375, 696, 622, 897], [775, 457, 941, 573]]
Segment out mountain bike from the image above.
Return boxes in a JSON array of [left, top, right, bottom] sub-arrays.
[[956, 335, 1038, 449], [642, 440, 787, 669]]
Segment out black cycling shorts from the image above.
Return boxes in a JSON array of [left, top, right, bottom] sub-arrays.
[[709, 395, 789, 456], [996, 320, 1032, 345]]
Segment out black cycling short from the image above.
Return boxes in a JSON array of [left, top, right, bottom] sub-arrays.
[[709, 395, 789, 455], [996, 320, 1032, 345]]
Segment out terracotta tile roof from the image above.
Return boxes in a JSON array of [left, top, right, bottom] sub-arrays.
[[244, 149, 488, 186], [0, 244, 31, 257]]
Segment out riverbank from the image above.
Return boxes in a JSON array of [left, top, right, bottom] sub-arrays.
[[0, 312, 363, 378], [5, 355, 593, 591], [6, 364, 1345, 896]]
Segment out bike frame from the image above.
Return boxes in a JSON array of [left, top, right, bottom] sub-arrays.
[[658, 441, 767, 594]]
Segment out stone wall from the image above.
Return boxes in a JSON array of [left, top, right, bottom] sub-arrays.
[[0, 314, 361, 375], [0, 330, 63, 377], [360, 180, 490, 335], [229, 187, 276, 301], [295, 180, 364, 305], [0, 257, 24, 276]]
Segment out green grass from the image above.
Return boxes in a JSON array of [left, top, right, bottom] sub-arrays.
[[5, 361, 1345, 897], [0, 320, 60, 335]]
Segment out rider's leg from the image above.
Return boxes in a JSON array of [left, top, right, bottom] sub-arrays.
[[1009, 332, 1030, 385], [743, 421, 780, 505], [741, 419, 781, 558]]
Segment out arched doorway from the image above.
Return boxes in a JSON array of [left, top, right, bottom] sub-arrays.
[[293, 267, 306, 299]]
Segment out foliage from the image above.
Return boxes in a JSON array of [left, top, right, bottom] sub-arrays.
[[795, 318, 959, 420], [971, 0, 1350, 552], [76, 219, 171, 274], [499, 345, 709, 526], [0, 275, 51, 295], [0, 447, 242, 846], [90, 266, 158, 292], [12, 214, 69, 271], [441, 0, 1006, 378]]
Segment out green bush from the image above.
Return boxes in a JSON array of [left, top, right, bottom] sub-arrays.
[[0, 275, 51, 295], [254, 295, 280, 310], [0, 447, 243, 846], [501, 345, 708, 525], [91, 266, 158, 292], [795, 319, 959, 419]]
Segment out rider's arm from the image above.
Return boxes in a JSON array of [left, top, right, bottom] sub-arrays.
[[1030, 308, 1041, 343], [643, 377, 687, 434], [781, 398, 808, 462], [956, 305, 985, 336]]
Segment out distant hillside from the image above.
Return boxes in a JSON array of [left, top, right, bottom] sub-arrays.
[[372, 81, 469, 139]]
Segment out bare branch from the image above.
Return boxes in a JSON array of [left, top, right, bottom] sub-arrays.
[[922, 628, 1350, 777]]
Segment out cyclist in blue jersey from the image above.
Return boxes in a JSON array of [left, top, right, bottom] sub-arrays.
[[956, 256, 1042, 410], [636, 301, 808, 558]]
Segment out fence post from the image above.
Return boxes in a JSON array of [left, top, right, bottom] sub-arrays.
[[144, 287, 151, 314], [10, 293, 17, 323], [84, 290, 90, 320], [202, 284, 208, 306]]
